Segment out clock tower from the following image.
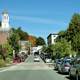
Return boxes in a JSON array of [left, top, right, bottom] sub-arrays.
[[1, 10, 10, 31]]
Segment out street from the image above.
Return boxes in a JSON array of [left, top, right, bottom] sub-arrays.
[[0, 54, 70, 80]]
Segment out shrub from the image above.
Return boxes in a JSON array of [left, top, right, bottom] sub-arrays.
[[0, 59, 6, 67]]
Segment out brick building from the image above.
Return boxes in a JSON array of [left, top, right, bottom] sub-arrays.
[[0, 31, 9, 45]]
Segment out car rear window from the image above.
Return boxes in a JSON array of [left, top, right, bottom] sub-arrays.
[[64, 60, 71, 63]]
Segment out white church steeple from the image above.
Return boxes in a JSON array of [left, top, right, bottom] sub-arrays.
[[1, 10, 10, 31]]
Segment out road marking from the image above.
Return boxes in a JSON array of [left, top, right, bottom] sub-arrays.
[[0, 55, 54, 72], [0, 65, 17, 72], [0, 62, 53, 72]]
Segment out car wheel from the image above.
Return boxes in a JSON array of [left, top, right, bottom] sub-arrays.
[[69, 71, 72, 79], [58, 68, 62, 73], [61, 68, 63, 74], [58, 67, 60, 72], [76, 71, 79, 80]]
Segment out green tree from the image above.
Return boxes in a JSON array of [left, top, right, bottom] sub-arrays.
[[42, 45, 47, 52], [66, 13, 80, 54], [72, 33, 80, 55], [0, 45, 7, 61], [3, 43, 13, 57], [0, 45, 3, 59], [16, 27, 29, 40], [53, 39, 73, 58], [44, 46, 53, 54], [56, 31, 66, 42], [8, 29, 20, 52], [67, 13, 80, 41], [36, 37, 46, 46]]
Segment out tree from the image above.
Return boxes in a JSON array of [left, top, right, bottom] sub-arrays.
[[8, 28, 20, 52], [0, 45, 7, 61], [16, 27, 29, 40], [0, 45, 4, 60], [66, 13, 80, 54], [56, 31, 66, 42], [42, 45, 47, 52], [67, 13, 80, 41], [53, 39, 73, 58], [3, 43, 13, 57], [28, 35, 37, 47], [36, 37, 46, 46], [72, 33, 80, 55]]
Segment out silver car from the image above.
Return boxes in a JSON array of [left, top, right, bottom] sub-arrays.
[[54, 59, 62, 70], [34, 56, 40, 62], [58, 59, 71, 73], [69, 57, 80, 80], [45, 58, 52, 63]]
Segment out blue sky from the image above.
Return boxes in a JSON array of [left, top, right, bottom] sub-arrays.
[[0, 0, 80, 41]]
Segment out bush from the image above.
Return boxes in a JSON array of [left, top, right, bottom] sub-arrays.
[[0, 59, 6, 67], [6, 57, 12, 64]]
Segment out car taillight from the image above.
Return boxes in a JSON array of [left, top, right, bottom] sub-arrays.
[[64, 64, 70, 67]]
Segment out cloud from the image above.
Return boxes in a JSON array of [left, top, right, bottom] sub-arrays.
[[10, 15, 66, 25]]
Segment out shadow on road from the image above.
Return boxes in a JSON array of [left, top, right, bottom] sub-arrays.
[[56, 71, 69, 75], [53, 68, 58, 71], [65, 76, 74, 80], [53, 69, 71, 80], [66, 76, 70, 79]]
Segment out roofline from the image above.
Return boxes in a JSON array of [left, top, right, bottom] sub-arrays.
[[2, 10, 8, 14], [47, 33, 58, 39]]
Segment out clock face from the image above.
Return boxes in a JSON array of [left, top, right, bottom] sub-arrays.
[[4, 16, 7, 19]]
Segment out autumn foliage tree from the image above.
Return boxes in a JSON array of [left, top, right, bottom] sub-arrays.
[[16, 27, 29, 40], [28, 35, 37, 47]]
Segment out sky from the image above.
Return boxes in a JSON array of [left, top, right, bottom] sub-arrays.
[[0, 0, 80, 42]]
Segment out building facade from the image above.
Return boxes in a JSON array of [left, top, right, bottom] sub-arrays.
[[19, 41, 31, 50], [47, 33, 58, 46], [0, 10, 10, 45]]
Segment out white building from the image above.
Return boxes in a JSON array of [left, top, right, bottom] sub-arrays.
[[31, 46, 43, 54], [0, 10, 10, 44], [47, 33, 58, 45], [19, 41, 31, 50], [0, 10, 10, 31]]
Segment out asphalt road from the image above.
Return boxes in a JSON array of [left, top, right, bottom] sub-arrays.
[[0, 54, 70, 80]]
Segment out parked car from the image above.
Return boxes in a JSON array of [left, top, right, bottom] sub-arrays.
[[34, 56, 40, 62], [44, 54, 52, 63], [34, 52, 39, 56], [45, 58, 52, 63], [58, 58, 71, 73], [19, 52, 28, 62], [69, 57, 80, 80], [13, 53, 21, 63], [54, 59, 62, 70], [40, 52, 45, 61]]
